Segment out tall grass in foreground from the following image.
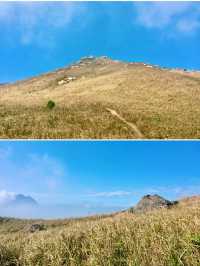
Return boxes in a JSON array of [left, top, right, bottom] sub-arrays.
[[1, 205, 200, 265], [0, 103, 136, 139]]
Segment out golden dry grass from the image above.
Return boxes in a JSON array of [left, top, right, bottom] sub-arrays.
[[1, 58, 200, 139], [1, 202, 200, 265]]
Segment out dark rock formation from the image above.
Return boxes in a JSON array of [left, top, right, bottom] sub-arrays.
[[129, 194, 178, 213], [27, 223, 46, 233]]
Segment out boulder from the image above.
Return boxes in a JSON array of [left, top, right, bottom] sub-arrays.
[[26, 223, 46, 233], [58, 80, 66, 85], [58, 76, 76, 85], [66, 76, 76, 82]]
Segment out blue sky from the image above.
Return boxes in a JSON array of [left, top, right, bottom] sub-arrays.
[[0, 141, 200, 218], [0, 2, 200, 83]]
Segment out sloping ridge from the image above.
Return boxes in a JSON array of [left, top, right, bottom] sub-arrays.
[[179, 195, 200, 206]]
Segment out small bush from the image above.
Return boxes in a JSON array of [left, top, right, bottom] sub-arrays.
[[46, 100, 55, 110]]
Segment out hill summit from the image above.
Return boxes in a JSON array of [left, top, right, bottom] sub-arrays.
[[1, 56, 200, 139]]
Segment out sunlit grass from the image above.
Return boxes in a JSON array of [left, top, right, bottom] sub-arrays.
[[1, 63, 200, 139], [0, 103, 137, 139], [1, 205, 200, 265]]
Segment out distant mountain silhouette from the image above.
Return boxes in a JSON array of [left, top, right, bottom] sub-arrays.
[[0, 193, 37, 207], [12, 194, 38, 206]]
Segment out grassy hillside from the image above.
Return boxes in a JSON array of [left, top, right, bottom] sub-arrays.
[[1, 57, 200, 139], [1, 199, 200, 265]]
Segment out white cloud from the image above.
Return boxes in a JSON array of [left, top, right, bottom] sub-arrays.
[[0, 190, 15, 205], [0, 2, 87, 46], [88, 183, 200, 201], [134, 3, 200, 36], [19, 153, 66, 192], [0, 150, 67, 203], [176, 19, 200, 35]]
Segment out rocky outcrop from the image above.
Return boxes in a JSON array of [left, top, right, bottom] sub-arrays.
[[26, 223, 46, 233], [129, 194, 178, 213]]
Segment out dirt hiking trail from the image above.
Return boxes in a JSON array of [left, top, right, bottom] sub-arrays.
[[106, 108, 145, 139]]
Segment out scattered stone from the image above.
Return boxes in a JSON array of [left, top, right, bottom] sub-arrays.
[[71, 65, 80, 69], [58, 76, 76, 85], [58, 80, 66, 85], [67, 76, 76, 82], [79, 56, 95, 65], [26, 223, 46, 233], [101, 56, 109, 59]]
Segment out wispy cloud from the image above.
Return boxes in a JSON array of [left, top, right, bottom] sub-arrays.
[[89, 191, 132, 198], [134, 3, 200, 36], [0, 190, 15, 205], [176, 18, 200, 35], [21, 153, 65, 191], [0, 2, 87, 47], [0, 148, 67, 203], [88, 184, 200, 200], [1, 1, 199, 50]]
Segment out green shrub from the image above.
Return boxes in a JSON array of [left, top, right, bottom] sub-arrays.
[[46, 100, 55, 110]]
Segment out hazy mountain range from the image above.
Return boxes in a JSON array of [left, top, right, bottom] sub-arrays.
[[1, 190, 199, 219], [0, 190, 123, 219]]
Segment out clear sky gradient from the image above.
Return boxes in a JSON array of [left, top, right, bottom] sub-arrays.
[[0, 2, 200, 83], [0, 141, 200, 218]]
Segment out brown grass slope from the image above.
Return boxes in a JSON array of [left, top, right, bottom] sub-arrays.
[[1, 195, 200, 265], [1, 56, 200, 139]]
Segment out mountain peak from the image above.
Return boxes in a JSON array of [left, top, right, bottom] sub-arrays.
[[14, 194, 37, 206], [0, 191, 37, 207]]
